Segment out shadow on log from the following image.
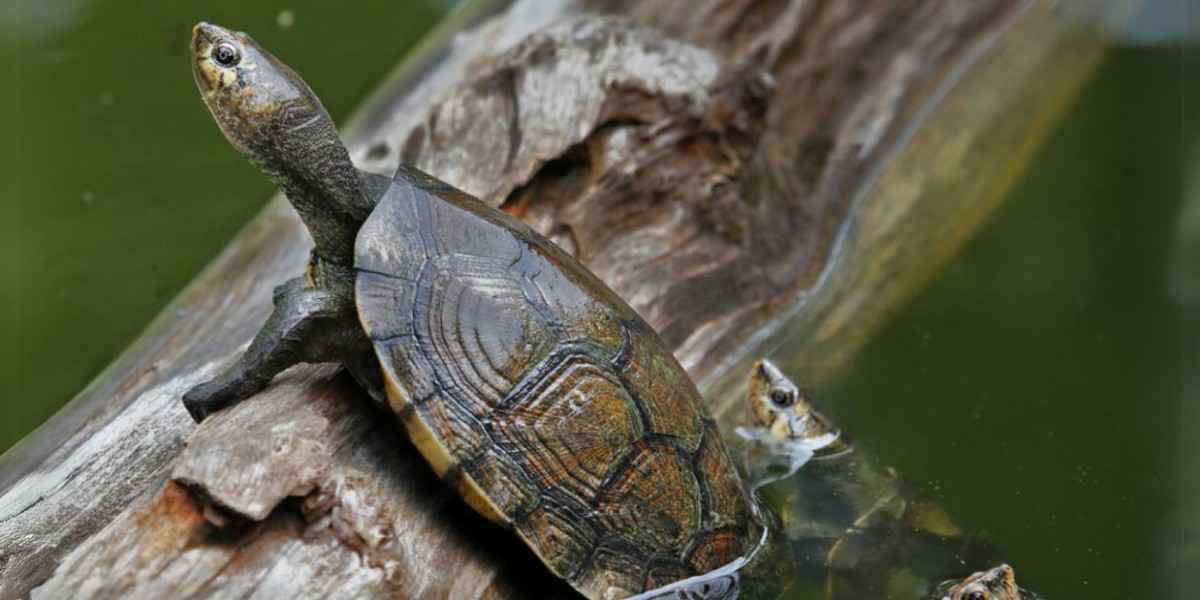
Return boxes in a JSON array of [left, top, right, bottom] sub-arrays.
[[0, 1, 1116, 598]]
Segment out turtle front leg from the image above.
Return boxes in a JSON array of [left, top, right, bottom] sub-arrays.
[[182, 276, 356, 422]]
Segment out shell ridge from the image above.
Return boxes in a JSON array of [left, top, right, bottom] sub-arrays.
[[505, 355, 643, 504], [689, 425, 718, 538], [522, 278, 564, 339], [514, 245, 567, 339], [574, 535, 653, 595], [416, 265, 500, 413], [410, 184, 440, 257], [487, 348, 608, 457], [355, 266, 418, 282], [610, 321, 635, 370], [447, 277, 509, 400], [514, 492, 601, 581], [469, 296, 517, 391], [612, 368, 655, 439], [595, 434, 700, 499], [421, 253, 550, 409], [407, 259, 430, 341], [591, 438, 703, 562], [497, 341, 611, 408], [371, 331, 414, 345]]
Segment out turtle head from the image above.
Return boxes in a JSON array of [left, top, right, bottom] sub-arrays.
[[191, 22, 366, 264], [941, 564, 1022, 600], [191, 23, 328, 164], [747, 359, 842, 449]]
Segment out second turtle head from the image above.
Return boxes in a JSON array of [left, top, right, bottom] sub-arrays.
[[747, 359, 842, 450]]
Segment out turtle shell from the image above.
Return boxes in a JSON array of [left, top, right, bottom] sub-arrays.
[[354, 168, 757, 599]]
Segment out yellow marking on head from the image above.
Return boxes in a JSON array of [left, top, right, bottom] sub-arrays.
[[768, 415, 795, 440], [194, 47, 258, 96]]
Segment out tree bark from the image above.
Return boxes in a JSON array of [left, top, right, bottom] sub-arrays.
[[0, 1, 1113, 598]]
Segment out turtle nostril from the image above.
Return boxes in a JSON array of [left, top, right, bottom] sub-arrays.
[[192, 22, 211, 42]]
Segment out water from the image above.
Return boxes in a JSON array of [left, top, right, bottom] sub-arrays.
[[0, 0, 449, 451], [666, 46, 1194, 600], [813, 45, 1196, 599]]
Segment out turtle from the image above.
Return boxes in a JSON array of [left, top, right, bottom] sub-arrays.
[[739, 360, 1009, 600], [742, 359, 847, 456], [183, 23, 759, 600], [934, 564, 1036, 600]]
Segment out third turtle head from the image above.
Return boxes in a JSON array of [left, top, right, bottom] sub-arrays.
[[941, 564, 1022, 600]]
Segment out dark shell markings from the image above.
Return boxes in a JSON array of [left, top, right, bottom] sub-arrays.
[[355, 170, 759, 597]]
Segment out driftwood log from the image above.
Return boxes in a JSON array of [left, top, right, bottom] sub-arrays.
[[0, 1, 1112, 598]]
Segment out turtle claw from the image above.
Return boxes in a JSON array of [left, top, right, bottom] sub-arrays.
[[181, 378, 241, 423]]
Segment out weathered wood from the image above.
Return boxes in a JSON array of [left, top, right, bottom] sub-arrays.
[[702, 0, 1115, 413], [32, 365, 556, 599], [0, 1, 1112, 598]]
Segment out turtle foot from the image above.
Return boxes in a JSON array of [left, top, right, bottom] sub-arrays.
[[182, 378, 249, 423]]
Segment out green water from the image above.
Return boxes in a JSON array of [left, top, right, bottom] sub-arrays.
[[0, 0, 448, 450], [2, 1, 1196, 599], [818, 45, 1197, 599]]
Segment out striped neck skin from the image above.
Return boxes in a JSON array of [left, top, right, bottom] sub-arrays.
[[192, 21, 372, 266]]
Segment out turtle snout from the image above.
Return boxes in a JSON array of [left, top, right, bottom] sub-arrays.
[[192, 22, 219, 46], [192, 22, 210, 54]]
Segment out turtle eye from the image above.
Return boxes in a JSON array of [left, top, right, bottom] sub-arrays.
[[768, 389, 794, 408], [213, 43, 240, 67], [965, 592, 987, 600]]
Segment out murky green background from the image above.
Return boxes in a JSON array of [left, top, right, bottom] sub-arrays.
[[820, 44, 1197, 599], [1, 1, 1195, 599], [0, 0, 448, 447]]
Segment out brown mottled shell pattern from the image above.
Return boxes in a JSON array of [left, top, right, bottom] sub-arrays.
[[354, 171, 757, 598]]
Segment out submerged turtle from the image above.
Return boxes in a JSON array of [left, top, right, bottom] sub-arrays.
[[740, 360, 1009, 600], [935, 564, 1036, 600], [184, 23, 758, 599], [742, 359, 847, 457]]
